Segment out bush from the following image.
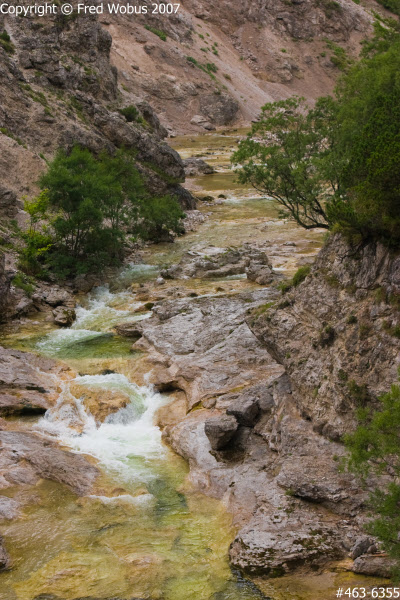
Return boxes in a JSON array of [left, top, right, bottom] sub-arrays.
[[345, 382, 400, 578], [21, 147, 185, 278], [0, 30, 14, 54], [119, 105, 140, 122], [292, 265, 311, 287]]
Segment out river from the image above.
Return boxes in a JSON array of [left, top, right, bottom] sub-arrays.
[[0, 131, 330, 600]]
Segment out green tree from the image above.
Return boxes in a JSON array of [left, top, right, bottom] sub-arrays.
[[232, 96, 339, 230], [345, 382, 400, 576], [21, 146, 185, 278], [132, 196, 185, 242], [19, 191, 53, 277], [233, 22, 400, 246], [39, 146, 145, 276]]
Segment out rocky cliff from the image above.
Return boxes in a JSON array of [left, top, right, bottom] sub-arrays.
[[250, 234, 400, 440], [104, 0, 387, 133], [0, 9, 193, 210]]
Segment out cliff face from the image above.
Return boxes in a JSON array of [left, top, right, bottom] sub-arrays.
[[105, 0, 378, 132], [0, 10, 193, 211], [250, 234, 400, 440]]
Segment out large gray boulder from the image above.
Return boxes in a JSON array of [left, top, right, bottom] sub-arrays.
[[204, 414, 239, 450], [183, 157, 215, 177], [226, 396, 259, 426]]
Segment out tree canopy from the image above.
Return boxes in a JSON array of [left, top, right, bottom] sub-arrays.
[[20, 146, 184, 278], [232, 20, 400, 247]]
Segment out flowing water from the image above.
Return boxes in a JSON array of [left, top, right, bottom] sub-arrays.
[[0, 131, 370, 600]]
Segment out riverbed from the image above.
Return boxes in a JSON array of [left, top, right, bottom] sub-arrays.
[[0, 131, 370, 600]]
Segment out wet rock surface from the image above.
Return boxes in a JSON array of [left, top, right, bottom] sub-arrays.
[[0, 430, 99, 496], [0, 346, 70, 416], [121, 236, 398, 578]]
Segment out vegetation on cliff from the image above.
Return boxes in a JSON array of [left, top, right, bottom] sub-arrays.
[[233, 18, 400, 247], [345, 381, 400, 577], [19, 146, 184, 278]]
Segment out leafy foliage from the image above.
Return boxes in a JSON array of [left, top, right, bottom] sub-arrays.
[[0, 30, 15, 54], [20, 147, 184, 278], [345, 383, 400, 576], [119, 105, 141, 123], [233, 22, 400, 247]]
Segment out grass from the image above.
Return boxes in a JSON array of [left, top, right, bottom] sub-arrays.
[[186, 57, 218, 79], [145, 25, 167, 41], [0, 127, 24, 146]]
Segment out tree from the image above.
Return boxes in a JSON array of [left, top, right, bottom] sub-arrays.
[[21, 146, 184, 278], [19, 191, 53, 277], [345, 382, 400, 577], [232, 96, 339, 230], [232, 21, 400, 247]]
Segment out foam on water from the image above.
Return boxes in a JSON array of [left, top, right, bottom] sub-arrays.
[[36, 373, 169, 483]]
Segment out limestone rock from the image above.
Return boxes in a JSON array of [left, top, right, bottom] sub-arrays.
[[183, 157, 215, 177], [229, 510, 342, 576], [353, 555, 395, 578], [0, 389, 49, 416], [0, 535, 9, 571], [0, 431, 99, 495], [0, 496, 20, 520], [204, 414, 239, 450], [226, 396, 259, 427], [53, 306, 76, 327]]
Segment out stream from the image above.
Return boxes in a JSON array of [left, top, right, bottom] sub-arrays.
[[0, 131, 325, 600]]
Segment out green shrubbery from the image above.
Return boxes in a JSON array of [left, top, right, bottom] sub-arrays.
[[145, 25, 167, 41], [20, 147, 184, 278], [345, 382, 400, 578], [119, 105, 141, 122], [232, 19, 400, 248], [0, 30, 14, 54]]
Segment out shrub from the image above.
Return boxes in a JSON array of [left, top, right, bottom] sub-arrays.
[[0, 30, 14, 54], [119, 105, 140, 122], [292, 265, 311, 287], [12, 272, 35, 296], [345, 382, 400, 578]]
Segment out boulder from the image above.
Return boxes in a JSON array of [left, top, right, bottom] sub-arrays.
[[0, 389, 49, 416], [183, 157, 215, 177], [53, 306, 76, 327], [226, 396, 259, 426], [0, 431, 99, 495], [353, 555, 395, 578], [350, 536, 376, 560], [0, 496, 20, 520], [230, 510, 342, 576], [41, 288, 72, 307], [204, 414, 238, 450]]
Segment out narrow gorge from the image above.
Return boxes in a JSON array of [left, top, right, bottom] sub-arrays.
[[0, 2, 399, 600]]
